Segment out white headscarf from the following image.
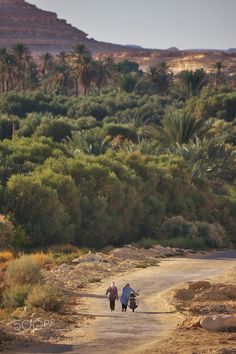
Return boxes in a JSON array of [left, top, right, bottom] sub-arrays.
[[111, 282, 116, 288]]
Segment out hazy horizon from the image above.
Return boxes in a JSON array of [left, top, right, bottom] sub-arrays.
[[27, 0, 236, 50]]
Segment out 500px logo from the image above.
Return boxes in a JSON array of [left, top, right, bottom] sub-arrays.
[[13, 319, 55, 332]]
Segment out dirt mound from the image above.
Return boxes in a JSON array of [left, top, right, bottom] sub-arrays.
[[188, 281, 211, 290], [174, 280, 236, 333], [174, 288, 195, 301], [195, 285, 236, 301], [174, 282, 236, 303]]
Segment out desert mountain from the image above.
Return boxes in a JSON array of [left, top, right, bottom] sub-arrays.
[[0, 0, 131, 53]]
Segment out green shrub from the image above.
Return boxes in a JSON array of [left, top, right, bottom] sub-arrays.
[[160, 236, 205, 250], [134, 238, 158, 249], [161, 216, 226, 249], [5, 255, 42, 287], [2, 284, 32, 309], [195, 222, 226, 248], [49, 244, 79, 255], [27, 284, 64, 312], [102, 123, 138, 142], [161, 216, 192, 239]]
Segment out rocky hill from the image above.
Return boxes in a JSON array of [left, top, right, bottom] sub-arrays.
[[0, 0, 129, 53]]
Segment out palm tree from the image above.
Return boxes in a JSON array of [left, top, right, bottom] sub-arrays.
[[146, 61, 172, 94], [69, 44, 94, 96], [70, 44, 92, 63], [79, 60, 95, 95], [12, 43, 32, 90], [174, 137, 235, 184], [147, 65, 159, 83], [0, 48, 17, 92], [40, 52, 54, 77], [39, 52, 55, 92], [213, 61, 223, 86], [57, 51, 67, 65], [49, 63, 72, 94], [93, 59, 111, 92], [178, 69, 207, 98], [66, 129, 108, 155], [148, 111, 207, 151]]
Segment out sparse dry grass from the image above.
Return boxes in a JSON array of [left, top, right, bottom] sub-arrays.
[[5, 255, 42, 287], [31, 252, 54, 267], [0, 262, 9, 272], [0, 251, 14, 263], [27, 284, 64, 312], [51, 246, 89, 264]]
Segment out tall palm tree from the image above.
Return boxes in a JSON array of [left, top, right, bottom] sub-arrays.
[[49, 62, 72, 94], [39, 52, 55, 92], [56, 51, 67, 65], [12, 43, 32, 90], [213, 61, 223, 86], [70, 44, 92, 63], [93, 59, 111, 92], [146, 61, 172, 94], [40, 52, 54, 77], [0, 48, 17, 92], [69, 44, 94, 96]]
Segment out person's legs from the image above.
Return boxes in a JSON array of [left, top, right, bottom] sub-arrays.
[[122, 304, 127, 311], [110, 300, 115, 311]]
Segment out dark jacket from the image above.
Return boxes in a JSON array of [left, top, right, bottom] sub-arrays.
[[106, 286, 118, 301]]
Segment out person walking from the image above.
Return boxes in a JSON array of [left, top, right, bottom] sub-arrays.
[[120, 283, 134, 312], [106, 282, 118, 311]]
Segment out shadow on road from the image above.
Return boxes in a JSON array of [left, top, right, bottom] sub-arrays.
[[76, 311, 176, 317], [77, 313, 124, 318], [6, 343, 74, 353], [189, 250, 236, 260], [136, 311, 176, 315], [79, 293, 106, 299]]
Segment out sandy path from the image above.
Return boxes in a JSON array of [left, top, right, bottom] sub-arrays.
[[6, 251, 236, 354]]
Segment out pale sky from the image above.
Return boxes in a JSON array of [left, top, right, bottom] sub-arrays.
[[28, 0, 236, 50]]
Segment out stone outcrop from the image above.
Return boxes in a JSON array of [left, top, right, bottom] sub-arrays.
[[200, 315, 236, 331], [0, 0, 127, 53]]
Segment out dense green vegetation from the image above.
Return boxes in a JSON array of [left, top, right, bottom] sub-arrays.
[[0, 44, 235, 250]]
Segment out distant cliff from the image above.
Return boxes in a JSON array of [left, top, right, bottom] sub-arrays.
[[0, 0, 130, 53]]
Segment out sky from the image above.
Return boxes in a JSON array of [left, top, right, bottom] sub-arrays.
[[27, 0, 236, 50]]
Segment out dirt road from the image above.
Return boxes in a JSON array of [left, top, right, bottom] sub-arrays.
[[6, 251, 236, 354]]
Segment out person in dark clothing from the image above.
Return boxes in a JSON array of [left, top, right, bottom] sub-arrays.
[[120, 283, 134, 312], [106, 282, 118, 311]]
